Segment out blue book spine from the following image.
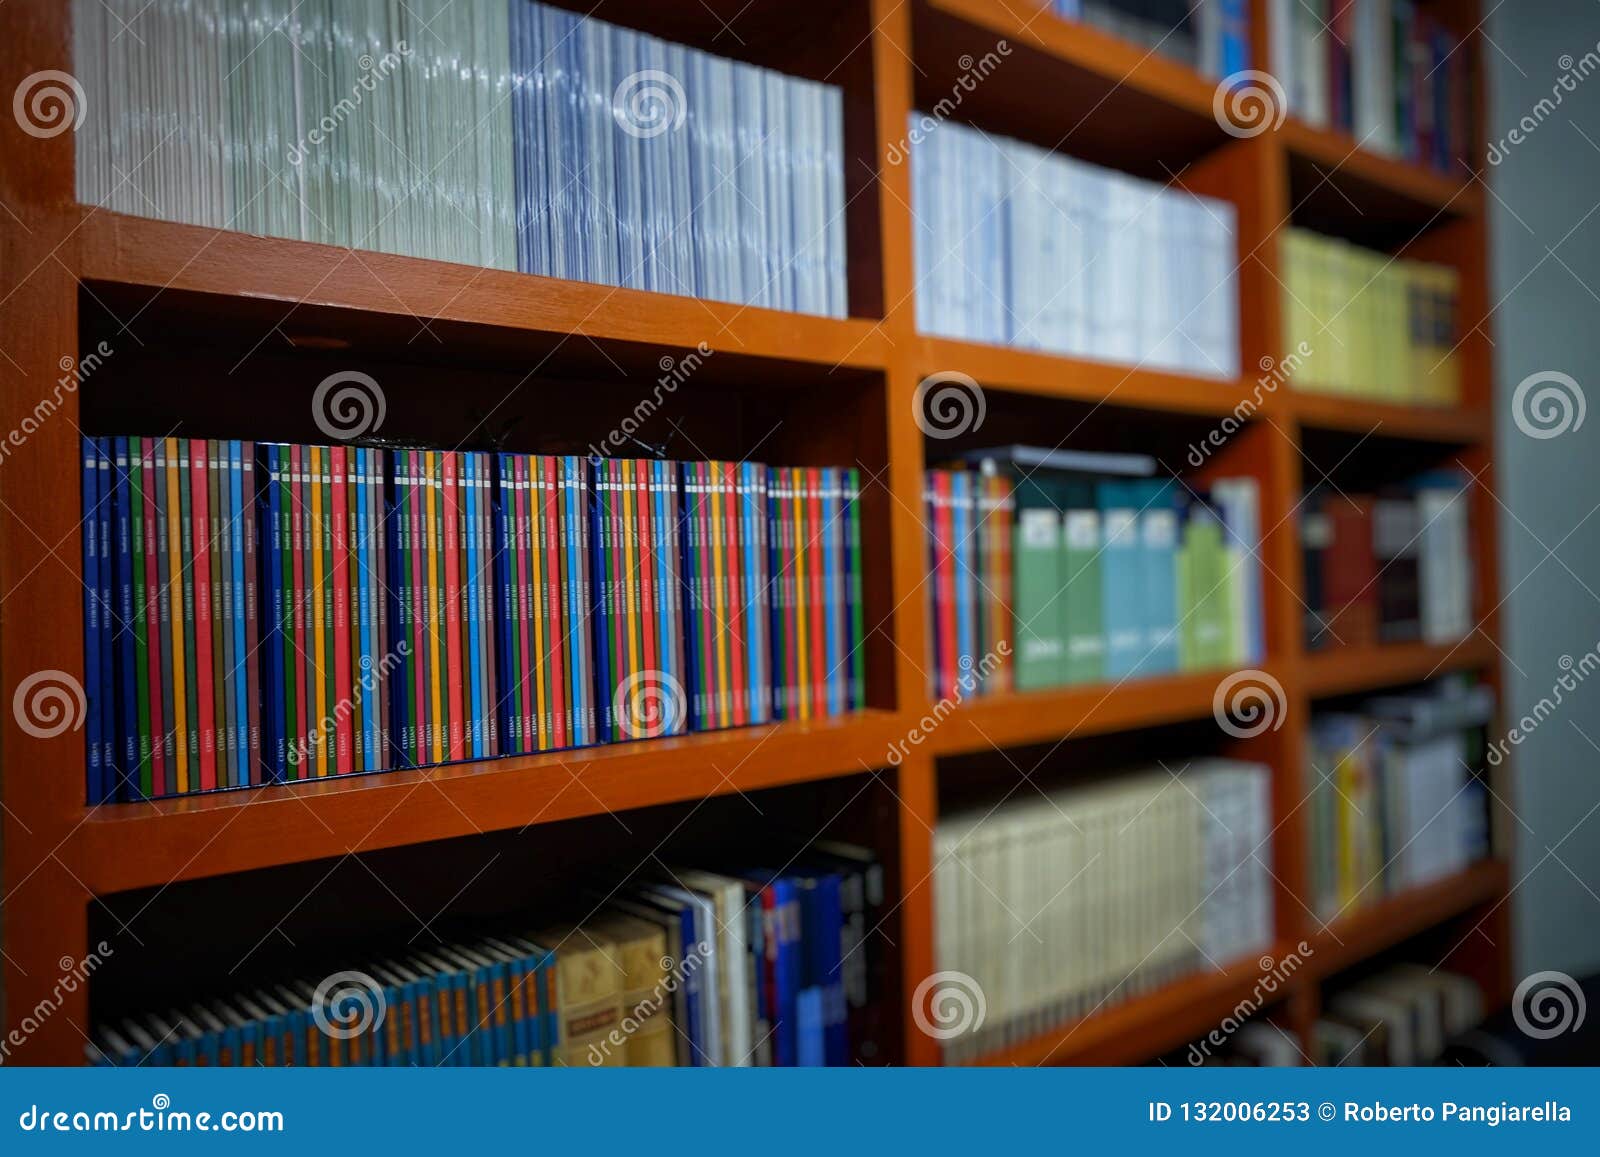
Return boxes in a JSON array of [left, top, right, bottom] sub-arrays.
[[114, 438, 138, 801], [1141, 479, 1180, 676], [676, 905, 704, 1066], [1221, 0, 1250, 75], [385, 454, 410, 768], [539, 951, 558, 1067], [95, 440, 114, 797], [258, 446, 282, 785], [81, 437, 103, 804], [821, 873, 848, 1065], [796, 987, 825, 1066], [463, 455, 482, 759], [1100, 481, 1144, 678], [774, 878, 800, 1067], [677, 462, 700, 730], [654, 459, 677, 731]]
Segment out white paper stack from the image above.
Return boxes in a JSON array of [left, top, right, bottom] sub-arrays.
[[911, 117, 1240, 377]]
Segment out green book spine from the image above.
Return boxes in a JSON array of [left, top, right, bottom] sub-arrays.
[[845, 468, 865, 711], [178, 440, 200, 775], [1062, 480, 1103, 687], [1011, 479, 1065, 692], [1176, 534, 1197, 672]]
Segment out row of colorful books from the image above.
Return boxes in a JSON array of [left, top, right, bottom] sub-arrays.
[[1053, 1, 1252, 80], [1305, 678, 1493, 921], [1302, 472, 1473, 651], [925, 448, 1264, 703], [1269, 0, 1473, 175], [934, 759, 1274, 1064], [74, 0, 846, 316], [81, 438, 865, 803], [910, 118, 1240, 378], [1282, 228, 1461, 405], [90, 841, 885, 1066]]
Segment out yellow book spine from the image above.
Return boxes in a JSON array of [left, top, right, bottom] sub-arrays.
[[621, 462, 640, 701]]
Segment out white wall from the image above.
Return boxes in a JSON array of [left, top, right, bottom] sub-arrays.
[[1487, 0, 1600, 981]]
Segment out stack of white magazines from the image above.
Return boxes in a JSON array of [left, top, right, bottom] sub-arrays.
[[933, 759, 1273, 1063], [73, 0, 846, 316], [911, 118, 1240, 377]]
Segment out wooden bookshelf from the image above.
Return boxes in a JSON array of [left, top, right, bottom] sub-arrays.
[[0, 0, 1509, 1066]]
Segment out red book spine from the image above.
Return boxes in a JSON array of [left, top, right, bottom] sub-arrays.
[[635, 459, 657, 730], [189, 440, 216, 791], [545, 457, 567, 749], [725, 463, 747, 726], [608, 461, 627, 725], [442, 452, 464, 761], [807, 468, 825, 717], [330, 444, 352, 774], [141, 438, 167, 797]]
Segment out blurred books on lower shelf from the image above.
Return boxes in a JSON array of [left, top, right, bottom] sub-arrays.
[[1305, 677, 1494, 922], [89, 840, 886, 1067], [1302, 471, 1475, 652], [933, 759, 1274, 1064], [1315, 963, 1486, 1066], [1282, 228, 1461, 406], [926, 447, 1264, 701]]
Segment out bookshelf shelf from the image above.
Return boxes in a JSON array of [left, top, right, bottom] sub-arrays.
[[1302, 636, 1497, 699], [1287, 390, 1492, 444], [0, 0, 1508, 1066], [1281, 118, 1482, 222], [65, 710, 906, 896], [1303, 860, 1511, 980], [924, 668, 1252, 756], [916, 336, 1249, 418], [973, 944, 1301, 1067], [74, 211, 893, 374]]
